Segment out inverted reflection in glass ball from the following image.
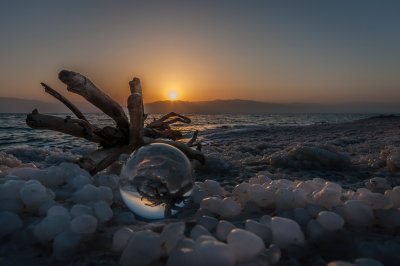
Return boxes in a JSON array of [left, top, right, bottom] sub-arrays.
[[119, 143, 193, 219]]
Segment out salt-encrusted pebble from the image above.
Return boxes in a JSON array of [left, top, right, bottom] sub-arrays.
[[200, 197, 222, 214], [48, 205, 70, 217], [271, 217, 305, 248], [249, 184, 275, 208], [0, 180, 25, 200], [232, 183, 251, 204], [0, 199, 23, 213], [39, 214, 71, 241], [343, 200, 373, 227], [92, 201, 113, 223], [365, 177, 391, 193], [38, 200, 56, 216], [97, 186, 113, 203], [72, 184, 98, 203], [160, 222, 185, 254], [95, 174, 119, 190], [313, 184, 342, 209], [52, 231, 81, 259], [354, 257, 384, 266], [216, 220, 236, 241], [227, 228, 264, 262], [112, 227, 134, 252], [70, 214, 97, 234], [190, 225, 212, 240], [197, 215, 218, 232], [167, 248, 197, 266], [306, 204, 326, 218], [195, 240, 235, 266], [218, 198, 241, 218], [357, 192, 392, 210], [385, 186, 400, 208], [69, 175, 91, 190], [0, 211, 23, 237], [174, 237, 196, 250], [195, 235, 217, 245], [204, 179, 225, 196], [316, 211, 344, 231], [20, 182, 48, 209], [245, 219, 272, 244], [70, 204, 93, 218], [120, 231, 163, 266]]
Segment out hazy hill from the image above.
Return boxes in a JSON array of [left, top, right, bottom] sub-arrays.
[[1, 97, 400, 114]]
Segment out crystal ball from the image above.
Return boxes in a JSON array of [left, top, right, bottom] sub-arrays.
[[119, 143, 193, 219]]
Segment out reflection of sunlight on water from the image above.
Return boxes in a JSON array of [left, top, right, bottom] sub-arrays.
[[120, 189, 171, 220]]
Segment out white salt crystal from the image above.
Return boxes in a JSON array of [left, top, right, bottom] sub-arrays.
[[195, 240, 235, 266], [167, 248, 197, 266], [70, 214, 97, 234], [270, 216, 305, 248], [59, 162, 90, 183], [47, 205, 70, 217], [96, 186, 113, 203], [357, 191, 392, 210], [245, 219, 272, 244], [0, 211, 23, 237], [275, 188, 306, 210], [120, 231, 163, 266], [160, 222, 185, 254], [112, 227, 134, 252], [70, 204, 93, 218], [354, 257, 384, 266], [0, 180, 25, 200], [69, 175, 91, 190], [197, 215, 218, 232], [43, 166, 65, 188], [218, 197, 241, 218], [227, 228, 264, 262], [20, 182, 47, 209], [72, 184, 98, 203], [52, 230, 81, 260], [190, 225, 212, 240], [215, 220, 236, 241], [316, 211, 344, 231], [35, 214, 71, 242], [232, 183, 251, 204], [249, 184, 275, 208], [384, 186, 400, 208], [204, 179, 225, 196], [200, 197, 222, 214], [364, 177, 391, 193], [343, 200, 373, 227], [92, 201, 113, 223], [313, 183, 342, 210]]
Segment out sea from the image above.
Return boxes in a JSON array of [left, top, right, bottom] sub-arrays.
[[0, 113, 386, 151]]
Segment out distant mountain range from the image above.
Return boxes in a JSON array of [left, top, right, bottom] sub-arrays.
[[1, 97, 400, 114]]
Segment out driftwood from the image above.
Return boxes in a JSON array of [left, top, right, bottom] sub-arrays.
[[26, 70, 204, 174]]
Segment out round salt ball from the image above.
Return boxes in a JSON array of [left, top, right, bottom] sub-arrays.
[[72, 184, 98, 203], [245, 219, 272, 244], [0, 199, 23, 213], [216, 220, 236, 242], [195, 240, 235, 266], [190, 225, 212, 240], [0, 211, 23, 238], [47, 205, 70, 217], [365, 177, 391, 193], [174, 237, 196, 250], [39, 214, 71, 241], [354, 257, 384, 266], [95, 174, 119, 191], [204, 179, 225, 196], [357, 192, 393, 210], [96, 186, 113, 203], [43, 165, 66, 188], [316, 211, 344, 231], [160, 222, 185, 254], [249, 184, 275, 208], [70, 204, 93, 218], [232, 183, 251, 204], [197, 215, 218, 232], [92, 201, 113, 223], [38, 200, 56, 216], [52, 230, 81, 260], [167, 248, 197, 266], [384, 186, 400, 208], [0, 180, 25, 200], [270, 216, 305, 248], [227, 228, 264, 262], [195, 235, 217, 245], [275, 188, 306, 211], [312, 184, 342, 210], [120, 231, 163, 266], [191, 187, 209, 204], [70, 214, 97, 234], [343, 200, 373, 227], [69, 175, 91, 190], [200, 197, 222, 214], [218, 198, 241, 218], [20, 182, 48, 209], [112, 227, 134, 253]]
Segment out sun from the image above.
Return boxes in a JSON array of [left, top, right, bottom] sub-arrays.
[[168, 91, 178, 100]]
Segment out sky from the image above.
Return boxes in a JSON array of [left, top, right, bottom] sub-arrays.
[[0, 0, 400, 104]]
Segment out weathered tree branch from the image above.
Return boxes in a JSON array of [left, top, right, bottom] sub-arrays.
[[58, 70, 129, 129], [41, 83, 88, 121], [78, 146, 127, 174], [128, 78, 144, 150], [147, 112, 191, 130]]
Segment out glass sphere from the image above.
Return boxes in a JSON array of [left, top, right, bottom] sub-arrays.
[[119, 143, 193, 219]]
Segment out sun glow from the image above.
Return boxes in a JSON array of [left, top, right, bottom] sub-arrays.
[[168, 91, 178, 100]]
